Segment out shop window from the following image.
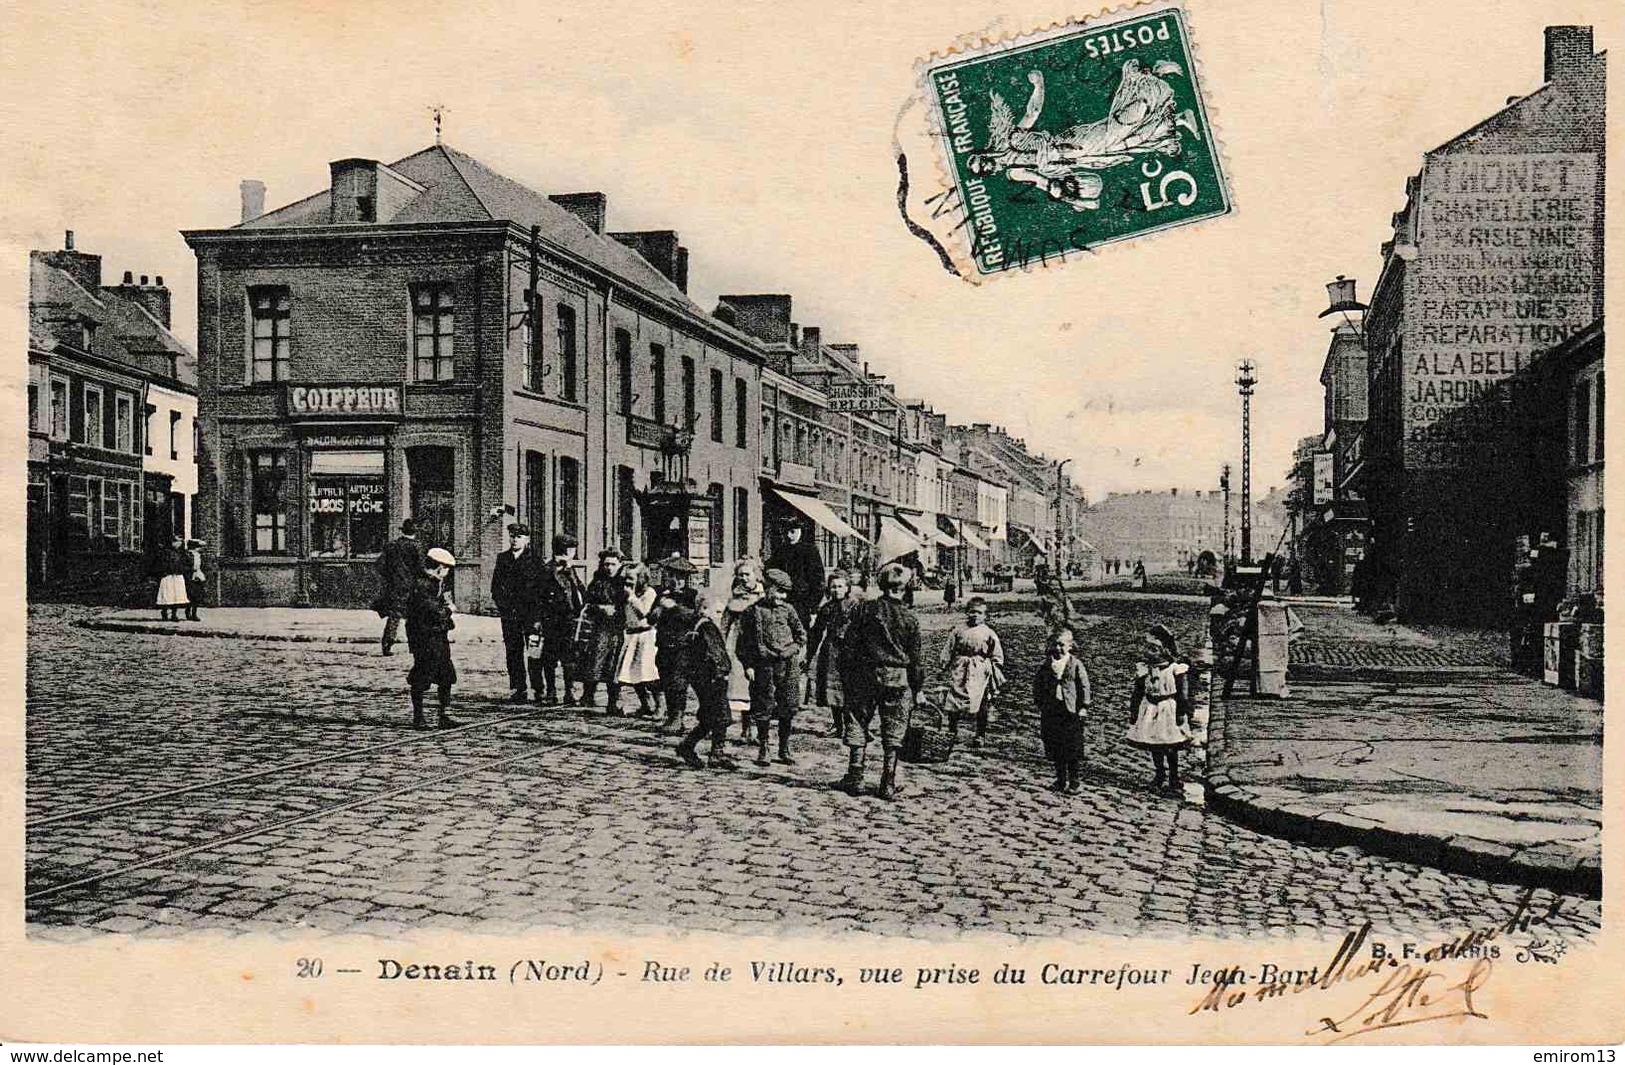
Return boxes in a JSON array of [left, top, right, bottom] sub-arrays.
[[708, 482, 725, 564], [524, 292, 544, 391], [616, 329, 633, 414], [558, 456, 581, 540], [411, 283, 456, 382], [682, 355, 696, 431], [249, 286, 291, 383], [733, 486, 749, 561], [408, 446, 456, 551], [251, 451, 289, 555], [524, 450, 547, 538], [735, 379, 747, 448], [557, 304, 578, 402], [616, 465, 636, 558], [709, 369, 724, 443], [651, 343, 666, 423], [308, 450, 386, 559]]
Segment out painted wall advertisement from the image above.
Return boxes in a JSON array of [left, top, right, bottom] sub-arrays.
[[1403, 151, 1597, 469]]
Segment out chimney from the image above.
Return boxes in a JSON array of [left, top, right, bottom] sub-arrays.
[[240, 179, 266, 223], [328, 159, 380, 223], [611, 230, 687, 291], [714, 294, 794, 345], [801, 325, 821, 356], [1544, 25, 1593, 83], [104, 271, 173, 329], [550, 192, 608, 235], [33, 231, 102, 290]]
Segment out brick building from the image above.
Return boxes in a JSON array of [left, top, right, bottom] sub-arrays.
[[1354, 25, 1605, 622], [27, 233, 196, 601], [184, 145, 765, 610]]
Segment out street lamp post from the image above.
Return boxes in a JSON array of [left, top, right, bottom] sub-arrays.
[[1235, 360, 1257, 563], [1220, 463, 1232, 566], [1053, 457, 1072, 575]]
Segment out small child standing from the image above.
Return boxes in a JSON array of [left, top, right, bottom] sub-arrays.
[[673, 589, 740, 771], [1034, 626, 1091, 793], [734, 568, 807, 766], [941, 596, 1004, 746], [1126, 623, 1193, 795], [805, 570, 861, 738]]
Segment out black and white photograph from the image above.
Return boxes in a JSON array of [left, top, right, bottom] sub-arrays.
[[4, 0, 1619, 1051]]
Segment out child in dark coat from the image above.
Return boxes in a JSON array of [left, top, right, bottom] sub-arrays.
[[1034, 626, 1092, 794], [673, 589, 740, 771], [734, 568, 807, 766]]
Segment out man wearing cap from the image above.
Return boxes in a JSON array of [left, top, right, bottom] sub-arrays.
[[375, 519, 425, 655], [536, 533, 587, 705], [768, 520, 826, 626], [492, 522, 547, 704], [406, 547, 461, 729], [734, 567, 807, 766]]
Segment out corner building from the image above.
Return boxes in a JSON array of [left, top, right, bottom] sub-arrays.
[[186, 145, 763, 610]]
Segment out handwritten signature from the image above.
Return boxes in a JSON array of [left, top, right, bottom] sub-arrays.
[[1310, 958, 1491, 1042]]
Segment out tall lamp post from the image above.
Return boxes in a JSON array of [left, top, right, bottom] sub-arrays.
[[1235, 360, 1258, 563], [1054, 458, 1072, 575], [1220, 463, 1232, 567]]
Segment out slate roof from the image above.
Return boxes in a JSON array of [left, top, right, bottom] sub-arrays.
[[29, 256, 196, 387], [239, 143, 726, 332]]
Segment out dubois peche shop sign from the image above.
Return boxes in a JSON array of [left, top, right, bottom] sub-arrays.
[[286, 385, 404, 417]]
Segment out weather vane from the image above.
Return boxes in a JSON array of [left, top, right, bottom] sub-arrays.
[[428, 104, 449, 144]]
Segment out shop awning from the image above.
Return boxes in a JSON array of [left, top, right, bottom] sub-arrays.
[[877, 515, 925, 564], [770, 488, 867, 542], [1008, 525, 1041, 556], [940, 516, 990, 551], [898, 513, 956, 548]]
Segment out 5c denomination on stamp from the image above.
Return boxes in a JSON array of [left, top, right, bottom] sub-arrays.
[[920, 2, 1232, 276]]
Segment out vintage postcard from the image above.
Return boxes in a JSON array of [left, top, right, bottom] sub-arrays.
[[2, 0, 1620, 1051]]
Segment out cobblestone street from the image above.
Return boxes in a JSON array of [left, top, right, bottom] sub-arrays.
[[26, 598, 1602, 943]]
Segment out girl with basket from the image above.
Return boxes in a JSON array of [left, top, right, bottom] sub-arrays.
[[1126, 623, 1193, 795]]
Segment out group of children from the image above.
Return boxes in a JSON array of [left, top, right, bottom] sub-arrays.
[[401, 543, 1196, 799]]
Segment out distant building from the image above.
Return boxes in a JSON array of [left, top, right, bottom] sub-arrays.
[[27, 233, 196, 601], [1079, 487, 1287, 574]]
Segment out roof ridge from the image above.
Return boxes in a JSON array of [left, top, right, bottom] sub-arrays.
[[431, 143, 496, 221]]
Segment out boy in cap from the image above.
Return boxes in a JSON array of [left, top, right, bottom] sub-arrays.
[[653, 554, 701, 731], [375, 519, 425, 655], [733, 568, 806, 766], [672, 587, 740, 771], [840, 562, 923, 799], [406, 547, 461, 730]]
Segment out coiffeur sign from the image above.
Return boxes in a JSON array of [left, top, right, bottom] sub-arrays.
[[286, 385, 404, 417]]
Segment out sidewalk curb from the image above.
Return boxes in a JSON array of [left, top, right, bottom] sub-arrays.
[[73, 618, 379, 643], [1203, 667, 1601, 898]]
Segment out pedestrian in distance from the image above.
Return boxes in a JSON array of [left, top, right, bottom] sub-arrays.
[[838, 562, 923, 800], [612, 562, 662, 717], [1126, 623, 1193, 795], [942, 596, 1005, 747], [491, 522, 546, 704], [578, 550, 626, 709], [183, 539, 206, 621], [374, 519, 425, 655], [767, 519, 826, 626], [1035, 625, 1092, 794], [805, 570, 862, 738], [673, 587, 740, 772], [536, 534, 587, 705], [406, 547, 462, 731], [155, 535, 190, 621], [653, 554, 702, 731], [734, 568, 806, 766], [719, 557, 765, 742]]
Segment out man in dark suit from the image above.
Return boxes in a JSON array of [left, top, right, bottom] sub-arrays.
[[768, 519, 826, 626], [491, 522, 546, 703], [536, 533, 588, 705], [376, 519, 426, 655]]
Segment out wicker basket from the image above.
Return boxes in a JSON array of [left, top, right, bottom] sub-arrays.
[[900, 699, 955, 764]]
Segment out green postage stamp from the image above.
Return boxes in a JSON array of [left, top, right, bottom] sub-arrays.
[[920, 3, 1231, 276]]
